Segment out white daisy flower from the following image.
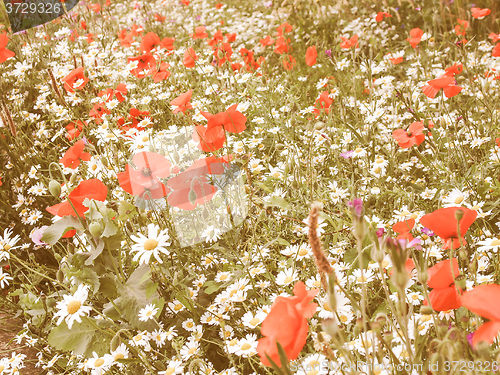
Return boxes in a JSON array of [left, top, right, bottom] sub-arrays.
[[53, 284, 92, 329], [138, 303, 159, 322], [129, 223, 171, 264]]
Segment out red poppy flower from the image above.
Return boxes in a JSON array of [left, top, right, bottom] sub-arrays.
[[170, 90, 193, 114], [183, 47, 198, 68], [406, 28, 423, 48], [422, 75, 462, 99], [208, 30, 224, 47], [60, 140, 91, 169], [86, 33, 95, 44], [47, 179, 108, 218], [212, 42, 233, 66], [490, 33, 500, 43], [390, 56, 404, 64], [492, 43, 500, 57], [257, 281, 318, 367], [444, 63, 463, 77], [63, 67, 89, 93], [225, 33, 236, 42], [455, 19, 469, 37], [89, 103, 110, 124], [340, 35, 359, 49], [461, 284, 500, 348], [139, 32, 174, 52], [392, 121, 425, 148], [128, 53, 156, 78], [89, 3, 101, 12], [283, 54, 296, 70], [419, 207, 477, 250], [154, 13, 166, 22], [313, 91, 333, 116], [276, 22, 293, 37], [305, 46, 317, 66], [423, 258, 462, 311], [191, 26, 208, 39], [471, 7, 491, 19], [152, 62, 171, 82], [376, 11, 392, 22], [260, 35, 275, 47], [201, 104, 247, 143], [274, 36, 291, 54], [392, 219, 415, 242], [65, 121, 87, 141], [193, 125, 226, 152], [166, 156, 228, 210], [117, 152, 173, 199], [118, 29, 134, 48]]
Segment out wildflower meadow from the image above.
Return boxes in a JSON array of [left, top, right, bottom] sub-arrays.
[[2, 0, 500, 373]]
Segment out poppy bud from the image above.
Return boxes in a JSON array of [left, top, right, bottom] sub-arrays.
[[393, 270, 408, 290], [371, 244, 384, 263], [314, 121, 325, 130], [375, 313, 387, 327], [89, 222, 104, 238], [454, 208, 464, 222], [321, 318, 340, 337], [275, 143, 285, 150], [420, 305, 433, 315], [69, 173, 78, 186], [417, 269, 428, 284], [356, 317, 364, 329], [100, 156, 109, 167], [49, 180, 61, 197], [68, 243, 75, 254], [56, 270, 64, 283], [188, 189, 197, 206], [383, 330, 393, 341], [454, 274, 467, 290]]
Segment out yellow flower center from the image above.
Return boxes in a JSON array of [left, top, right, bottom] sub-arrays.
[[219, 274, 228, 281], [491, 239, 500, 246], [4, 244, 11, 251], [340, 315, 348, 323], [298, 248, 308, 256], [454, 196, 464, 204], [186, 322, 193, 328], [283, 276, 293, 284], [229, 339, 238, 346], [174, 303, 183, 311], [0, 365, 4, 372], [94, 358, 105, 367], [357, 275, 367, 282], [67, 300, 81, 314], [164, 369, 175, 375], [241, 343, 252, 350], [114, 353, 124, 361], [373, 167, 381, 174], [249, 317, 260, 326], [188, 347, 197, 354], [146, 310, 153, 316], [381, 260, 389, 268], [144, 239, 158, 251]]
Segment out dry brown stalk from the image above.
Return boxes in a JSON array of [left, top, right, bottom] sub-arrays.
[[308, 202, 333, 290]]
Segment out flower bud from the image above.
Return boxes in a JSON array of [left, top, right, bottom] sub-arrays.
[[314, 121, 325, 130], [56, 270, 64, 283], [100, 156, 109, 167], [53, 253, 62, 262], [371, 245, 384, 264], [49, 180, 61, 197], [321, 318, 340, 337], [89, 222, 104, 238], [375, 313, 387, 327], [69, 172, 78, 185], [417, 269, 428, 284], [393, 270, 408, 290], [454, 208, 464, 222], [420, 306, 434, 315], [454, 274, 467, 290]]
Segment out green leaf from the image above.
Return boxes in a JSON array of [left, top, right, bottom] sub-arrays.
[[203, 281, 220, 295], [111, 264, 159, 329], [47, 318, 110, 357], [118, 201, 138, 221], [84, 239, 105, 266], [276, 238, 290, 246], [41, 217, 83, 246], [98, 275, 118, 299], [265, 196, 291, 210]]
